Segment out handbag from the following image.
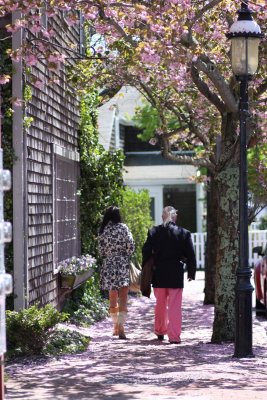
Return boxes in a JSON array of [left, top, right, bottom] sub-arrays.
[[140, 255, 154, 298], [129, 262, 141, 292]]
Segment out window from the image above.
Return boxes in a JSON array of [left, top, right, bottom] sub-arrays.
[[52, 144, 80, 272], [163, 185, 196, 232], [150, 197, 155, 222]]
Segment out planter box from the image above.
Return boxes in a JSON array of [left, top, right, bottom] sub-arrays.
[[60, 268, 94, 290]]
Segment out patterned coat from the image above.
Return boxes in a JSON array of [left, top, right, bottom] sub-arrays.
[[98, 222, 135, 290]]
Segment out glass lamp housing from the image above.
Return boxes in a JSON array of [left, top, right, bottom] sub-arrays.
[[227, 6, 263, 78], [231, 36, 261, 76]]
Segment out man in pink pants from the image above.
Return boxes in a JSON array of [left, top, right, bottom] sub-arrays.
[[142, 206, 196, 344]]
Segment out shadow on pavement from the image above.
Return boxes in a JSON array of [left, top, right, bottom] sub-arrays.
[[6, 273, 267, 399]]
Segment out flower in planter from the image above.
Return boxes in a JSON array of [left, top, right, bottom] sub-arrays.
[[59, 255, 97, 276]]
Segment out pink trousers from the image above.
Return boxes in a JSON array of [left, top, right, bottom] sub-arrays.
[[153, 288, 183, 342]]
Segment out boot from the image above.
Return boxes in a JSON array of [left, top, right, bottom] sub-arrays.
[[109, 307, 119, 336], [118, 311, 127, 340]]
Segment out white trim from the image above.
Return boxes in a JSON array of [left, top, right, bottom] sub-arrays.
[[123, 165, 197, 184], [114, 114, 120, 149], [12, 12, 27, 311], [119, 117, 135, 127], [124, 178, 192, 186], [144, 186, 163, 225], [196, 183, 205, 233]]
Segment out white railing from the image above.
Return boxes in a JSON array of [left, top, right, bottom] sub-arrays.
[[192, 232, 206, 269], [191, 230, 267, 269]]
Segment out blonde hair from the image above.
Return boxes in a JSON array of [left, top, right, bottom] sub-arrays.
[[162, 206, 177, 226]]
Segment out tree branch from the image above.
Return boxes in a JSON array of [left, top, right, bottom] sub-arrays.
[[136, 81, 158, 108], [255, 79, 267, 99], [251, 97, 267, 106], [248, 203, 267, 225], [188, 0, 223, 28], [191, 63, 226, 114], [98, 4, 137, 47], [161, 137, 216, 173], [194, 56, 238, 113], [98, 85, 123, 106], [165, 100, 212, 150], [185, 0, 223, 46], [135, 79, 214, 155]]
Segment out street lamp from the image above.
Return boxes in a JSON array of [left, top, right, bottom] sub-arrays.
[[227, 1, 263, 358]]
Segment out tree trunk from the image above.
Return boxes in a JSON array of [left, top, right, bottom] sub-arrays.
[[211, 165, 239, 343], [204, 174, 218, 304]]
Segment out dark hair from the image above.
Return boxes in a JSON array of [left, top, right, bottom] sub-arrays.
[[99, 206, 122, 234]]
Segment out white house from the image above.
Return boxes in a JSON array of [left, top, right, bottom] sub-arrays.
[[98, 86, 205, 232]]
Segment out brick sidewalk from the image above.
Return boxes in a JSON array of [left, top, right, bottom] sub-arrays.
[[6, 272, 267, 399]]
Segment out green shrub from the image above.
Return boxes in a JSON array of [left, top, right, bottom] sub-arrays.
[[44, 327, 90, 355], [6, 304, 68, 357], [79, 93, 124, 256], [120, 187, 153, 265], [63, 274, 109, 326], [258, 215, 267, 230]]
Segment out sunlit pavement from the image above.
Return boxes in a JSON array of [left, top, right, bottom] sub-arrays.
[[6, 271, 267, 399]]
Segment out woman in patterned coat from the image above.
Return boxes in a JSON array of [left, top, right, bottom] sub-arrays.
[[98, 206, 135, 339]]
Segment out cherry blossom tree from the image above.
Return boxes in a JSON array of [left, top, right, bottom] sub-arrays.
[[0, 0, 266, 342]]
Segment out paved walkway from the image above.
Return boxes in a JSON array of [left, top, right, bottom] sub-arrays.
[[6, 272, 267, 399]]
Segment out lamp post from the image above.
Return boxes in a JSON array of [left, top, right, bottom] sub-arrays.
[[227, 1, 263, 358]]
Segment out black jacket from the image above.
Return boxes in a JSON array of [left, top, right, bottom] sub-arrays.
[[142, 222, 196, 288]]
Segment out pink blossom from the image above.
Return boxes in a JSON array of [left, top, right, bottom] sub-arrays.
[[105, 9, 117, 18], [37, 42, 46, 52], [6, 3, 19, 12], [210, 31, 224, 41], [42, 29, 56, 38], [140, 46, 161, 65], [25, 54, 38, 66], [94, 23, 110, 35], [151, 24, 165, 34], [12, 98, 23, 107], [46, 10, 56, 17], [139, 11, 148, 21], [149, 138, 158, 146], [96, 46, 104, 54], [14, 19, 27, 30], [29, 24, 42, 34], [65, 16, 78, 27], [32, 79, 44, 89], [84, 11, 97, 20], [10, 50, 22, 63], [0, 75, 10, 85], [6, 24, 20, 33], [48, 78, 60, 85], [48, 53, 66, 63], [31, 14, 42, 22]]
